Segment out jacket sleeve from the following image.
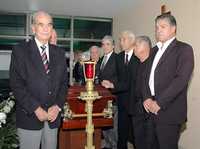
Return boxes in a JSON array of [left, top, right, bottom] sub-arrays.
[[9, 45, 40, 114]]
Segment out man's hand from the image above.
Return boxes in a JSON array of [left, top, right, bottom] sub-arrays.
[[150, 101, 161, 115], [101, 80, 114, 89], [143, 98, 153, 113], [34, 106, 48, 122], [48, 105, 61, 122], [143, 98, 161, 115]]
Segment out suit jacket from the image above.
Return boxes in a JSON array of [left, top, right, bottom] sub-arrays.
[[113, 51, 140, 113], [10, 39, 68, 130], [143, 39, 194, 124], [97, 52, 117, 83]]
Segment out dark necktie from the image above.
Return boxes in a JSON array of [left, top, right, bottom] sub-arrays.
[[40, 45, 50, 74], [125, 54, 129, 65]]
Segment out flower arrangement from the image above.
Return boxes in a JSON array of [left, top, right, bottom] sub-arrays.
[[0, 93, 18, 149]]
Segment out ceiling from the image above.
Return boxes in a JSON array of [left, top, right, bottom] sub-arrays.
[[0, 0, 137, 18]]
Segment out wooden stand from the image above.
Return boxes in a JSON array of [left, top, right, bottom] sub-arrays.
[[58, 85, 115, 149]]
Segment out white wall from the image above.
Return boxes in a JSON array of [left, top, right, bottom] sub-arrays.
[[0, 52, 11, 70], [113, 0, 200, 148]]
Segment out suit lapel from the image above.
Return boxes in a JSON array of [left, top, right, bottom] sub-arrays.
[[128, 52, 136, 67], [29, 39, 47, 75], [48, 45, 57, 79], [156, 39, 177, 68], [102, 52, 114, 71]]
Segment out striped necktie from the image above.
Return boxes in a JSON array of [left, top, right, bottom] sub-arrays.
[[40, 45, 50, 74]]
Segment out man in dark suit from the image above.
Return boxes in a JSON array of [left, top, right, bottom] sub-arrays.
[[130, 35, 152, 149], [97, 35, 118, 149], [102, 31, 139, 149], [98, 36, 117, 84], [9, 11, 68, 149], [143, 13, 194, 149]]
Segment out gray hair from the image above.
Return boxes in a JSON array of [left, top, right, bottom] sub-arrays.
[[102, 35, 115, 45], [32, 11, 53, 25], [120, 30, 135, 41], [89, 45, 100, 53], [136, 35, 152, 48]]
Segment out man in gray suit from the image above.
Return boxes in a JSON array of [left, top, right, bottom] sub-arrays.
[[143, 13, 194, 149], [10, 11, 68, 149]]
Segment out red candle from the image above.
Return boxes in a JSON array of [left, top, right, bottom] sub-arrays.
[[85, 63, 94, 79]]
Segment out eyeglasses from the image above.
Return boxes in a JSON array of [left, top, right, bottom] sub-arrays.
[[35, 23, 53, 28]]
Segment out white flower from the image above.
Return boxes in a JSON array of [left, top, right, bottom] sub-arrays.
[[3, 105, 11, 113], [7, 100, 15, 108], [0, 112, 6, 121]]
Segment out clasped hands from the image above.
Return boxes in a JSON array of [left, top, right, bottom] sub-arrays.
[[34, 105, 60, 122], [101, 80, 161, 115], [143, 98, 161, 115]]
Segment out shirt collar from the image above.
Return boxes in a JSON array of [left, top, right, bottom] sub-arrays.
[[156, 36, 175, 50], [105, 50, 113, 59], [125, 49, 133, 61], [35, 37, 49, 53]]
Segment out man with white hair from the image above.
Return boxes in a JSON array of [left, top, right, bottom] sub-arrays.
[[10, 11, 68, 149], [90, 45, 100, 62], [102, 31, 139, 149]]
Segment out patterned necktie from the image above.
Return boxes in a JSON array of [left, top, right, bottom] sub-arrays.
[[100, 55, 107, 70], [40, 45, 49, 74], [125, 54, 129, 65]]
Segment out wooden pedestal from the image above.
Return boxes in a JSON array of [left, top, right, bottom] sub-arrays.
[[59, 128, 101, 149], [58, 85, 115, 149]]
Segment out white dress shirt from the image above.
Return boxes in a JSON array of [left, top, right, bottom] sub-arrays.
[[149, 37, 175, 96], [35, 37, 50, 61]]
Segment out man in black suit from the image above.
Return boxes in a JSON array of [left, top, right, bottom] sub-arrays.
[[102, 31, 139, 149], [143, 13, 194, 149], [97, 35, 118, 149], [10, 11, 68, 149], [98, 36, 117, 84], [130, 35, 152, 149]]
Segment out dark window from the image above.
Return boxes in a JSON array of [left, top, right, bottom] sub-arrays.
[[74, 19, 112, 39], [73, 41, 101, 52], [0, 14, 26, 36], [53, 17, 71, 38]]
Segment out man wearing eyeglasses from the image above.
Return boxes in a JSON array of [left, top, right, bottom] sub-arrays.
[[10, 11, 68, 149]]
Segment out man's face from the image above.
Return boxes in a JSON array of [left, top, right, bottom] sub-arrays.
[[134, 41, 149, 60], [50, 29, 57, 45], [90, 47, 99, 61], [32, 14, 53, 44], [101, 39, 114, 55], [120, 34, 134, 52], [155, 19, 176, 43]]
